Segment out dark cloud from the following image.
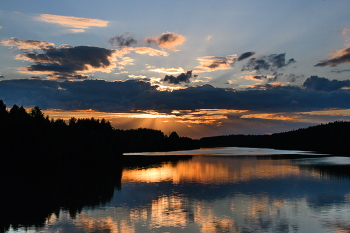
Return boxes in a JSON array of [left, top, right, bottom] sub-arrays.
[[303, 76, 350, 91], [315, 47, 350, 67], [142, 32, 185, 50], [47, 74, 89, 80], [247, 83, 281, 90], [17, 46, 117, 79], [253, 75, 266, 80], [1, 37, 55, 50], [237, 52, 255, 61], [1, 78, 350, 113], [242, 53, 296, 73], [208, 59, 227, 69], [252, 75, 278, 82], [109, 35, 138, 47], [196, 55, 236, 72], [163, 70, 197, 84], [286, 74, 304, 83], [331, 69, 350, 73]]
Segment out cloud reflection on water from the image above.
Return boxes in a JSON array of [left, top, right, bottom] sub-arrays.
[[16, 151, 350, 233]]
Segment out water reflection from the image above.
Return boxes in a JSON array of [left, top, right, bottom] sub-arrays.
[[122, 156, 306, 184], [7, 149, 350, 233]]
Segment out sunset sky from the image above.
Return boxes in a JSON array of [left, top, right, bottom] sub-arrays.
[[1, 0, 350, 138]]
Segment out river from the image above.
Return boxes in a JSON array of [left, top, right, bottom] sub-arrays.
[[7, 147, 350, 233]]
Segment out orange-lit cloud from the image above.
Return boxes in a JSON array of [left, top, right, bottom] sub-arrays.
[[17, 68, 55, 75], [142, 32, 185, 51], [315, 46, 350, 67], [35, 14, 108, 33], [150, 67, 185, 74], [240, 74, 275, 81], [146, 77, 186, 91], [1, 37, 55, 50], [118, 56, 135, 67], [133, 47, 169, 56], [115, 71, 129, 75], [240, 112, 300, 121], [341, 27, 350, 35], [246, 82, 284, 90], [46, 74, 89, 80], [300, 109, 350, 116], [128, 74, 147, 79], [196, 54, 237, 72], [170, 109, 249, 125], [192, 77, 211, 83]]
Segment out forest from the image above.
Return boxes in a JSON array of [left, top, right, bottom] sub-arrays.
[[200, 121, 350, 155], [0, 100, 199, 170]]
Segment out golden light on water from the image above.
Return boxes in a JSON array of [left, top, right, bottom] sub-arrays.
[[41, 155, 345, 233], [122, 157, 317, 184], [61, 157, 319, 233]]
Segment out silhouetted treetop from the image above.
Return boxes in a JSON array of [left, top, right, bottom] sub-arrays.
[[169, 131, 180, 140]]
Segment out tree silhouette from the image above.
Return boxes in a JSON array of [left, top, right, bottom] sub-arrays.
[[169, 131, 180, 140]]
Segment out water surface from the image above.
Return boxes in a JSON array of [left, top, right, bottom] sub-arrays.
[[8, 147, 350, 233]]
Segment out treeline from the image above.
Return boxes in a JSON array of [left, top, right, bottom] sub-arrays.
[[200, 121, 350, 155], [0, 100, 199, 164]]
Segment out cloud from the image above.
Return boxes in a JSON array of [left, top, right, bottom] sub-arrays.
[[107, 34, 170, 56], [252, 75, 267, 80], [133, 47, 169, 56], [237, 52, 255, 61], [150, 67, 185, 74], [118, 57, 135, 66], [242, 53, 296, 73], [303, 76, 350, 91], [240, 112, 300, 121], [1, 78, 350, 114], [196, 54, 237, 72], [341, 28, 350, 34], [109, 34, 138, 47], [247, 82, 283, 90], [66, 29, 85, 33], [128, 74, 147, 79], [35, 14, 108, 33], [315, 46, 350, 67], [163, 70, 197, 84], [46, 74, 89, 80], [1, 37, 55, 50], [286, 74, 304, 83], [331, 69, 350, 73], [142, 32, 185, 50], [15, 45, 120, 79]]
